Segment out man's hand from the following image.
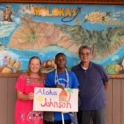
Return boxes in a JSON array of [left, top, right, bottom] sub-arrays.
[[104, 81, 110, 90], [56, 84, 64, 90]]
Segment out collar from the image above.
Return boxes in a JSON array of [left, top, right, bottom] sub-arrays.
[[78, 61, 93, 70]]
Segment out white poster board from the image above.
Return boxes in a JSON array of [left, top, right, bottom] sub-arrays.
[[33, 88, 78, 112]]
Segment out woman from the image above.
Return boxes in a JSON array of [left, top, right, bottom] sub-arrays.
[[15, 56, 45, 124]]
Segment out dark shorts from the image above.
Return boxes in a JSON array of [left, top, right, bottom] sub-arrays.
[[44, 120, 71, 124]]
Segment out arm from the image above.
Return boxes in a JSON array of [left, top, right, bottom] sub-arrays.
[[45, 71, 62, 88], [99, 66, 110, 90], [3, 11, 7, 17], [104, 81, 110, 90], [17, 90, 34, 101], [15, 75, 34, 101], [12, 12, 16, 16], [71, 71, 80, 88]]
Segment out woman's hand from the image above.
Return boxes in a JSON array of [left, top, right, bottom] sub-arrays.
[[17, 90, 34, 101], [28, 92, 34, 100]]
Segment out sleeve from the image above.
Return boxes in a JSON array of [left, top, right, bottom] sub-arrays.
[[14, 74, 26, 93], [45, 73, 54, 87], [41, 75, 46, 85], [71, 67, 74, 72], [71, 72, 80, 88], [100, 66, 109, 83]]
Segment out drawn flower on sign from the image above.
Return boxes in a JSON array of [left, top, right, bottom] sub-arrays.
[[36, 95, 44, 102], [84, 10, 111, 24]]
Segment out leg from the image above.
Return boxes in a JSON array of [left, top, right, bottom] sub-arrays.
[[73, 112, 78, 124], [91, 108, 106, 124], [44, 120, 71, 124], [77, 110, 82, 124], [81, 110, 90, 124], [44, 120, 62, 124], [64, 120, 71, 124]]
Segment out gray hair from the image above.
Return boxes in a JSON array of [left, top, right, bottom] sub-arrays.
[[78, 45, 92, 55]]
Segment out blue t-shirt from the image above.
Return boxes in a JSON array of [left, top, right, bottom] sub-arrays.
[[72, 62, 109, 110], [45, 70, 79, 121]]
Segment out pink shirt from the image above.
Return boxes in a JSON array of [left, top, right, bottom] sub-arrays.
[[15, 74, 45, 124]]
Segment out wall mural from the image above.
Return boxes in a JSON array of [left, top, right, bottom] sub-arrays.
[[0, 3, 124, 74]]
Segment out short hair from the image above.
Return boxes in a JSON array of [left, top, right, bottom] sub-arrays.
[[55, 53, 66, 60], [6, 5, 11, 8], [78, 45, 92, 55], [27, 56, 42, 76]]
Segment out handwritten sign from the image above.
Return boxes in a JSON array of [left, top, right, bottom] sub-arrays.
[[33, 88, 78, 112]]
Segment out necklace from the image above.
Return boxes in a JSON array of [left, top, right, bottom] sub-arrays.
[[55, 68, 69, 88]]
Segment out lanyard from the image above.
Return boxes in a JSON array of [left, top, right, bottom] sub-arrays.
[[54, 69, 69, 88]]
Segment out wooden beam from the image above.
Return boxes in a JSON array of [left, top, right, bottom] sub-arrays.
[[0, 73, 124, 78], [0, 0, 123, 4]]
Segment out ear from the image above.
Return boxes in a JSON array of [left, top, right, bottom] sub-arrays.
[[90, 53, 93, 58], [78, 54, 81, 59], [65, 59, 67, 64]]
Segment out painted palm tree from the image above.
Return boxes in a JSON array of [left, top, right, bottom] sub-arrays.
[[66, 88, 73, 102]]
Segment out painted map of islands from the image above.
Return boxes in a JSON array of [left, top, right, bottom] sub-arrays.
[[0, 4, 124, 74], [8, 16, 124, 60]]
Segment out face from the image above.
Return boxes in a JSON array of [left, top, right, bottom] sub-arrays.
[[29, 58, 41, 74], [79, 48, 92, 63], [55, 55, 66, 69], [6, 7, 11, 11]]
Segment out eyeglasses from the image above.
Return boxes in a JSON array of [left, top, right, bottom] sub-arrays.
[[80, 52, 91, 56]]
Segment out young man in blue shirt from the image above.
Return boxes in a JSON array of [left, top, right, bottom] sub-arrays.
[[45, 53, 79, 124], [72, 45, 110, 124]]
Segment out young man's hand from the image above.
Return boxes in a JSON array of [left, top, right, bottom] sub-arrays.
[[56, 84, 64, 90]]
